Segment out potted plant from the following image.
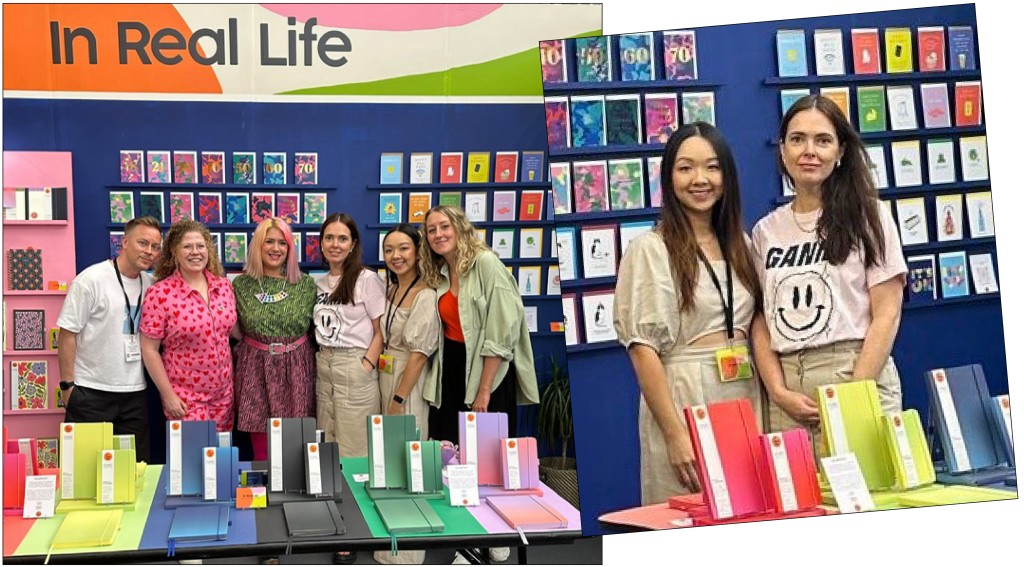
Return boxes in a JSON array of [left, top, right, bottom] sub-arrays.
[[537, 355, 579, 509]]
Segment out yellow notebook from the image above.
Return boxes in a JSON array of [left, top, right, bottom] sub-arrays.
[[47, 508, 123, 562], [881, 410, 936, 491], [59, 422, 114, 501], [818, 380, 895, 491], [96, 448, 137, 504], [897, 485, 1016, 507]]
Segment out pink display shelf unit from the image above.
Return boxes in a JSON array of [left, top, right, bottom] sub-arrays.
[[3, 151, 76, 440]]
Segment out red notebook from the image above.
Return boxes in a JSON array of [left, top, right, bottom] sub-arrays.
[[598, 503, 693, 530], [684, 399, 771, 520], [3, 453, 27, 513], [759, 429, 822, 513]]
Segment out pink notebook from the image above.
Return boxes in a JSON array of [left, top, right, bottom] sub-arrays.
[[486, 495, 568, 530], [598, 503, 693, 530], [758, 429, 822, 513], [3, 453, 27, 513], [6, 439, 39, 477], [499, 437, 540, 490], [458, 412, 508, 486], [684, 399, 771, 520]]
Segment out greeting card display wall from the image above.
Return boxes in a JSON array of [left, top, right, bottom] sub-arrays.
[[765, 25, 997, 312], [543, 33, 721, 352], [369, 150, 563, 338], [2, 151, 77, 440], [106, 150, 335, 272], [555, 6, 1009, 536]]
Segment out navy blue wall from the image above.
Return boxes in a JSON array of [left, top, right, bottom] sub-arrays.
[[562, 4, 1007, 535], [3, 98, 567, 461]]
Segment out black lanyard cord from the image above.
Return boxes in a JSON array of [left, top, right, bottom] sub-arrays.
[[696, 248, 734, 341], [384, 275, 420, 351], [112, 259, 144, 335]]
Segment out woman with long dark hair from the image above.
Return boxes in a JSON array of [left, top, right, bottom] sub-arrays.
[[751, 94, 906, 458], [614, 122, 764, 504], [313, 213, 386, 458]]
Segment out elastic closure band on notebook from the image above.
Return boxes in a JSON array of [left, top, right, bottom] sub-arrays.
[[517, 526, 529, 546], [168, 538, 176, 558], [391, 533, 398, 556]]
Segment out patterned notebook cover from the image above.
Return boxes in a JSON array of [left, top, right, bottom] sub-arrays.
[[7, 248, 43, 290]]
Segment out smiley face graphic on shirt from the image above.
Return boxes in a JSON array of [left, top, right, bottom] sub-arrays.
[[772, 271, 834, 342]]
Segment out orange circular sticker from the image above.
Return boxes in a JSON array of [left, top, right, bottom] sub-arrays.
[[64, 425, 73, 433], [206, 449, 215, 457], [771, 436, 782, 448], [695, 408, 706, 420], [411, 443, 420, 451], [467, 414, 475, 422], [935, 372, 945, 382], [508, 440, 516, 449], [826, 388, 835, 399], [104, 452, 113, 461], [309, 445, 317, 453], [373, 416, 382, 425], [893, 416, 902, 427], [462, 498, 468, 505], [272, 419, 281, 428], [172, 422, 181, 431], [1002, 398, 1010, 409], [35, 511, 41, 517], [854, 504, 862, 512]]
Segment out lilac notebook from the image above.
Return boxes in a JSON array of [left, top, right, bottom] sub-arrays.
[[459, 412, 508, 486]]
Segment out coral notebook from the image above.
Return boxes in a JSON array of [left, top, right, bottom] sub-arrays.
[[459, 412, 508, 486], [880, 410, 935, 490], [683, 399, 770, 520], [486, 495, 569, 530], [759, 429, 822, 513], [6, 438, 39, 476], [817, 380, 895, 491], [3, 453, 27, 513], [598, 504, 693, 530], [500, 437, 540, 490]]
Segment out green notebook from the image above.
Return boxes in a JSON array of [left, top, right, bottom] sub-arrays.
[[50, 509, 123, 551], [880, 410, 936, 491], [59, 422, 114, 501], [374, 498, 445, 534], [818, 380, 895, 491], [96, 448, 137, 504], [897, 485, 1016, 507], [406, 440, 444, 495], [366, 414, 419, 490]]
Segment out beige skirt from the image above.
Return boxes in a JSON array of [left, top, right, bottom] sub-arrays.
[[639, 340, 763, 505]]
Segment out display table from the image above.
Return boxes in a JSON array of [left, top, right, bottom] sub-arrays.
[[3, 459, 582, 563]]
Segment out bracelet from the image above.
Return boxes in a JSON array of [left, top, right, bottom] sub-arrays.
[[393, 394, 406, 405], [363, 356, 375, 367]]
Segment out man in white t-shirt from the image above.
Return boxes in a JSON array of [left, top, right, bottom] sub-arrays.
[[56, 216, 162, 461]]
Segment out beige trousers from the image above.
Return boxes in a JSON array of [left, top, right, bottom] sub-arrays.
[[316, 346, 381, 458], [639, 341, 764, 505], [766, 340, 903, 460]]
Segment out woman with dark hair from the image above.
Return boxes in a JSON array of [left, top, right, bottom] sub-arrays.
[[613, 122, 764, 504], [751, 94, 906, 458], [232, 217, 317, 461], [313, 213, 386, 458], [140, 218, 237, 431]]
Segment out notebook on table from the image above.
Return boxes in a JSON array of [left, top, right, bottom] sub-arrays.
[[367, 414, 419, 490], [459, 412, 509, 486], [759, 429, 822, 513], [486, 495, 569, 530], [880, 410, 935, 491], [167, 505, 231, 556], [817, 380, 895, 491], [47, 508, 123, 562], [374, 498, 445, 534]]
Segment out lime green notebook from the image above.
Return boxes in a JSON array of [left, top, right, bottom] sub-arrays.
[[96, 448, 137, 504], [897, 485, 1016, 507], [47, 508, 123, 562], [59, 422, 114, 501], [818, 381, 895, 491], [880, 410, 936, 491]]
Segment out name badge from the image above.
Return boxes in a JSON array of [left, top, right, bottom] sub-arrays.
[[378, 353, 395, 375], [125, 334, 141, 362], [714, 345, 753, 382]]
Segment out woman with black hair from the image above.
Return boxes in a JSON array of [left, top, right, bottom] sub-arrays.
[[751, 94, 907, 458]]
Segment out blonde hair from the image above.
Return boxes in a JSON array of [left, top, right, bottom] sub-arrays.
[[243, 218, 301, 283], [419, 205, 489, 288], [153, 218, 225, 281]]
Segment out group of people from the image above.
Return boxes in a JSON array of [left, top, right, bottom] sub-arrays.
[[614, 95, 907, 504], [56, 205, 539, 563]]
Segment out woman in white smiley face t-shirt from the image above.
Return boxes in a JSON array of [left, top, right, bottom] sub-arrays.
[[751, 95, 907, 458]]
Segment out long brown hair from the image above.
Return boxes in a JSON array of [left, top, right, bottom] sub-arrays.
[[658, 122, 761, 311], [153, 218, 224, 281], [779, 95, 887, 267], [419, 205, 490, 289], [319, 213, 365, 305]]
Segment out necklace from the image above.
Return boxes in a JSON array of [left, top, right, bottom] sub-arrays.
[[255, 276, 289, 304], [791, 204, 819, 234]]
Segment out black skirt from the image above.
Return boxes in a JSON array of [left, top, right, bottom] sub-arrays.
[[428, 336, 518, 445]]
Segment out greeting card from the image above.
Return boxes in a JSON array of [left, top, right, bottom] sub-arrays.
[[120, 150, 144, 183], [147, 151, 171, 183], [173, 151, 198, 184], [294, 152, 318, 185], [201, 151, 226, 184], [263, 152, 286, 185], [303, 193, 327, 224], [232, 152, 257, 184]]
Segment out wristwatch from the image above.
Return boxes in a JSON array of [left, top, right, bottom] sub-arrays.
[[59, 381, 75, 391], [393, 394, 406, 405]]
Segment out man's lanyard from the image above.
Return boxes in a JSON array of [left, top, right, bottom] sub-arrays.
[[112, 259, 143, 335]]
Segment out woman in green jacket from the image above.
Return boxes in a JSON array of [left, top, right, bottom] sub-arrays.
[[419, 205, 540, 446]]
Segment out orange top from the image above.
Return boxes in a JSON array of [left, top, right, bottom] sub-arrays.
[[438, 291, 465, 343]]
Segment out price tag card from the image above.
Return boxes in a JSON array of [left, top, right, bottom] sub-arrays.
[[203, 448, 218, 500], [820, 454, 875, 514], [99, 450, 116, 504], [691, 405, 733, 518], [23, 475, 57, 519], [888, 414, 920, 488], [60, 424, 75, 499], [307, 443, 323, 495], [505, 439, 521, 490], [370, 415, 386, 488], [448, 464, 480, 507], [463, 413, 478, 465], [270, 418, 284, 491], [767, 433, 798, 512], [820, 385, 849, 455], [353, 474, 370, 483]]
